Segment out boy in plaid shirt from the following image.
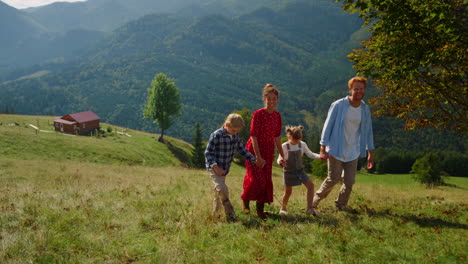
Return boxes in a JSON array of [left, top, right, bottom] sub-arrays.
[[205, 113, 263, 221]]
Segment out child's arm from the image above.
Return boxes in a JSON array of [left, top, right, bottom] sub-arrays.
[[237, 139, 257, 166], [302, 141, 320, 160]]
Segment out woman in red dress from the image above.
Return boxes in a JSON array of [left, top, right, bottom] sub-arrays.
[[241, 84, 285, 219]]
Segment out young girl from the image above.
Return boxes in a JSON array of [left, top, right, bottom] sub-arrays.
[[277, 125, 320, 216], [241, 84, 284, 219]]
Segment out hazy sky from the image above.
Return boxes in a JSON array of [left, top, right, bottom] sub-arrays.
[[2, 0, 87, 9]]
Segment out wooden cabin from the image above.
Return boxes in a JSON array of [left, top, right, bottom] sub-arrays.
[[54, 111, 100, 135]]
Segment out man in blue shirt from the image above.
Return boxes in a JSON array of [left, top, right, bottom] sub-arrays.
[[312, 76, 375, 211], [205, 113, 261, 221]]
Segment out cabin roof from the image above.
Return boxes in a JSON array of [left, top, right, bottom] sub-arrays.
[[53, 118, 77, 125], [62, 111, 100, 123]]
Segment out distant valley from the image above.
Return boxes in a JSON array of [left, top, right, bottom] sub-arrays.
[[0, 0, 465, 153]]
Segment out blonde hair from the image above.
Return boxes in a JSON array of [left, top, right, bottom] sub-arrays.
[[225, 113, 244, 128], [263, 83, 279, 98], [285, 125, 304, 140], [348, 76, 367, 89]]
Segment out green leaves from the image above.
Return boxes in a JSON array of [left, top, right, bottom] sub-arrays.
[[190, 121, 205, 169], [143, 73, 181, 140], [341, 0, 467, 132], [411, 152, 444, 187]]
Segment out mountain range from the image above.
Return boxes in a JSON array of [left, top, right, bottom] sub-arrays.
[[0, 0, 465, 152]]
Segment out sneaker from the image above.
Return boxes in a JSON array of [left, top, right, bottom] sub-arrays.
[[256, 210, 268, 219], [227, 212, 237, 222], [279, 209, 288, 215], [336, 204, 347, 211], [307, 208, 319, 216]]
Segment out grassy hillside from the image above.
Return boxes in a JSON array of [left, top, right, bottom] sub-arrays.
[[1, 161, 467, 263], [0, 115, 467, 263], [0, 114, 192, 167]]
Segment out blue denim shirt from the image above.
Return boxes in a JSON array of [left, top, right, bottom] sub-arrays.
[[320, 96, 375, 161]]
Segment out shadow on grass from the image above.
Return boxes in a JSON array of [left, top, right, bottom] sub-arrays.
[[441, 182, 466, 190], [400, 214, 468, 229], [165, 140, 191, 166], [239, 212, 333, 229], [212, 204, 467, 230], [356, 206, 468, 229]]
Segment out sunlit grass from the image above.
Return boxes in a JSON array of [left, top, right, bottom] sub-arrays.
[[0, 114, 191, 167], [1, 158, 466, 263], [1, 114, 466, 263]]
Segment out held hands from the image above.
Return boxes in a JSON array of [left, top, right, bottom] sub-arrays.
[[212, 164, 225, 176], [319, 150, 329, 162], [255, 157, 266, 168], [279, 159, 286, 167]]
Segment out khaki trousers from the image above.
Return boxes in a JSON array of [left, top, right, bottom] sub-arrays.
[[313, 156, 358, 208], [209, 170, 234, 216]]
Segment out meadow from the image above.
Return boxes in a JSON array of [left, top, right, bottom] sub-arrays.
[[0, 114, 191, 167], [0, 114, 467, 263]]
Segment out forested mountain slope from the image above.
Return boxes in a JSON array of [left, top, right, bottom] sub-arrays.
[[23, 0, 294, 33], [0, 1, 47, 65], [24, 0, 142, 33], [1, 0, 464, 153], [0, 1, 362, 142], [0, 1, 106, 69]]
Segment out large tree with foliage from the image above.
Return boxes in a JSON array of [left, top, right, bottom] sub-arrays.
[[143, 73, 181, 142], [337, 0, 467, 133]]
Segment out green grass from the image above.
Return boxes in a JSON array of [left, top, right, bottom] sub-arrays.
[[0, 114, 192, 167], [1, 159, 466, 263], [358, 172, 468, 189], [0, 114, 467, 263]]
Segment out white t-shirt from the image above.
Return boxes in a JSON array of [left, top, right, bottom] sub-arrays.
[[277, 141, 320, 165], [340, 105, 361, 162]]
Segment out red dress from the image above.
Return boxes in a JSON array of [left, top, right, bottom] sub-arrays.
[[241, 108, 282, 203]]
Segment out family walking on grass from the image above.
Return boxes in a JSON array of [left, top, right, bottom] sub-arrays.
[[205, 77, 375, 221]]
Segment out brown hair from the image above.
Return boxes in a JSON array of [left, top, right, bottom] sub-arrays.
[[263, 83, 279, 98], [285, 125, 304, 140], [348, 76, 367, 89], [225, 113, 244, 128]]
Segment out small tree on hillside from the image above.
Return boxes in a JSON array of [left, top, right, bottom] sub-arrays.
[[411, 152, 444, 187], [143, 73, 181, 142], [191, 122, 206, 169], [311, 159, 328, 180]]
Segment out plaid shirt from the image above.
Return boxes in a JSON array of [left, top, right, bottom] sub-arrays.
[[205, 127, 255, 175]]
